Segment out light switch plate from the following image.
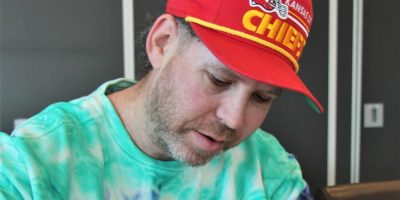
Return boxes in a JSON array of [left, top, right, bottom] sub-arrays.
[[364, 103, 384, 128]]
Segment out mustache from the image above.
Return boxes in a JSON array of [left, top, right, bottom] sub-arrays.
[[215, 123, 236, 136]]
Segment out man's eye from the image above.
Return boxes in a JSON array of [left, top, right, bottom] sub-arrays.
[[209, 75, 231, 87], [253, 93, 272, 104]]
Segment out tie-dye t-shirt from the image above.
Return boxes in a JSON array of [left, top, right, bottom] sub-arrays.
[[0, 78, 313, 200]]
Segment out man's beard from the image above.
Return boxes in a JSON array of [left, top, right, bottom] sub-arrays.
[[145, 64, 237, 167]]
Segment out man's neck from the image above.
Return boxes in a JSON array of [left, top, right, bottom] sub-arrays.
[[107, 77, 171, 160]]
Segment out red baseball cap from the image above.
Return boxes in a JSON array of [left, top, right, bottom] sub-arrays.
[[166, 0, 323, 113]]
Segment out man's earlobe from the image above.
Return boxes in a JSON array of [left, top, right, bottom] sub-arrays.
[[146, 14, 179, 69]]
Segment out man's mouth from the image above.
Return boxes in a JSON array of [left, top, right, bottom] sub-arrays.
[[191, 130, 224, 153]]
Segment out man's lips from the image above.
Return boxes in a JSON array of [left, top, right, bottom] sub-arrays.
[[191, 130, 224, 153], [200, 131, 225, 142]]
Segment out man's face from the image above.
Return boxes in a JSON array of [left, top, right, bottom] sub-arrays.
[[145, 37, 281, 166]]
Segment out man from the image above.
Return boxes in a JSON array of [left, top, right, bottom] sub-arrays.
[[0, 0, 323, 199]]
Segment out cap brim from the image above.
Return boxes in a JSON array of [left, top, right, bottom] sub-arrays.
[[190, 22, 324, 113]]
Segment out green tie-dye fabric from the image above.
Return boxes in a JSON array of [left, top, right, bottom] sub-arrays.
[[0, 78, 308, 200]]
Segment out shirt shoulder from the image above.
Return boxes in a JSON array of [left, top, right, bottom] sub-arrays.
[[11, 78, 134, 139]]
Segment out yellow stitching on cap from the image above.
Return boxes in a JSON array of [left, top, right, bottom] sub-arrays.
[[185, 16, 300, 72]]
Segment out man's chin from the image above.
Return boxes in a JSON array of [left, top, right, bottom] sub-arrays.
[[180, 157, 213, 167], [174, 148, 222, 167]]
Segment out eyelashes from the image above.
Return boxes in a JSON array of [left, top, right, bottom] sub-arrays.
[[208, 74, 232, 88]]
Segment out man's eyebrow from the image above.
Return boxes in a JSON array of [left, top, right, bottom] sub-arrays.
[[206, 63, 283, 96], [261, 88, 283, 98], [207, 64, 240, 79]]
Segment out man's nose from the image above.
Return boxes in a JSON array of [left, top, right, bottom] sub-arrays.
[[216, 96, 247, 130]]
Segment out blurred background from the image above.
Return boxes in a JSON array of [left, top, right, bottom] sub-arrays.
[[1, 0, 399, 195]]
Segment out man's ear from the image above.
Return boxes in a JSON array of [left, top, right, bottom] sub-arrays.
[[146, 14, 179, 70]]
